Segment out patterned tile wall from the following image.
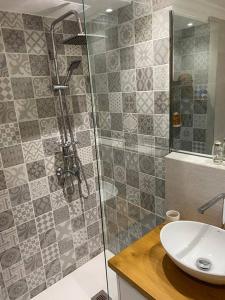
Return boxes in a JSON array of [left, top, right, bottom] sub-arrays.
[[86, 0, 171, 253], [0, 11, 103, 300], [172, 24, 210, 154]]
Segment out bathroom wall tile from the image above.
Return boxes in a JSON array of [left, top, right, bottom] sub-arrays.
[[106, 49, 120, 72], [118, 3, 133, 23], [153, 64, 169, 90], [22, 141, 44, 163], [36, 212, 54, 235], [15, 99, 38, 122], [0, 190, 11, 213], [19, 235, 40, 259], [19, 120, 40, 142], [33, 77, 52, 98], [2, 29, 26, 53], [11, 78, 34, 100], [108, 72, 121, 93], [22, 14, 43, 31], [111, 113, 123, 131], [94, 53, 106, 74], [29, 55, 50, 76], [53, 206, 69, 226], [23, 252, 43, 276], [136, 91, 154, 114], [120, 46, 135, 70], [7, 279, 28, 300], [106, 27, 118, 51], [136, 67, 153, 91], [9, 184, 31, 208], [44, 259, 61, 280], [40, 118, 58, 138], [39, 228, 56, 250], [133, 0, 152, 18], [6, 54, 31, 77], [139, 172, 155, 195], [42, 243, 59, 265], [152, 0, 173, 11], [42, 137, 61, 157], [46, 271, 62, 287], [139, 154, 155, 175], [1, 145, 24, 168], [33, 195, 51, 218], [0, 210, 14, 232], [138, 114, 154, 135], [121, 69, 136, 92], [17, 219, 37, 243], [25, 31, 48, 55], [30, 282, 46, 298], [29, 177, 50, 200], [154, 115, 169, 138], [0, 102, 17, 124], [26, 160, 46, 182], [0, 11, 23, 29], [2, 260, 26, 288], [118, 21, 134, 47], [153, 38, 169, 65], [4, 164, 28, 189], [0, 54, 8, 77], [0, 31, 4, 52], [135, 41, 153, 68], [0, 123, 21, 148], [154, 91, 169, 114], [48, 175, 61, 193], [152, 8, 169, 39], [26, 267, 45, 291], [12, 201, 35, 226], [193, 128, 206, 142], [36, 98, 56, 119], [155, 178, 165, 198], [135, 15, 152, 43], [0, 78, 13, 101], [123, 113, 138, 133], [122, 93, 136, 113]]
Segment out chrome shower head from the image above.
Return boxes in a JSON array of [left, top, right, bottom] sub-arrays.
[[64, 60, 82, 85]]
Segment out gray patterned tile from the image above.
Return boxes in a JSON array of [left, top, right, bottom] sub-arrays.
[[11, 78, 34, 100], [2, 29, 26, 53], [121, 70, 136, 92], [133, 0, 152, 18], [0, 123, 21, 148], [154, 91, 169, 114], [154, 115, 169, 138], [1, 145, 24, 168], [41, 243, 59, 265], [106, 49, 120, 72], [26, 160, 46, 182], [108, 72, 121, 93], [153, 65, 169, 90], [106, 27, 118, 51], [4, 164, 28, 189], [118, 21, 134, 47], [29, 177, 49, 200], [36, 212, 54, 235], [22, 14, 43, 31], [12, 202, 34, 226], [23, 252, 42, 276], [94, 53, 106, 74], [26, 267, 45, 291], [44, 259, 61, 279], [19, 120, 40, 142], [39, 228, 56, 250], [29, 55, 50, 76], [33, 77, 52, 98], [120, 46, 135, 70], [0, 78, 13, 101], [22, 141, 44, 163], [25, 31, 47, 55], [118, 3, 133, 23], [0, 102, 17, 124], [136, 91, 154, 114], [0, 11, 23, 29], [17, 219, 37, 243], [135, 40, 153, 68], [15, 99, 38, 122], [0, 54, 8, 77], [138, 114, 154, 135], [135, 15, 152, 43], [153, 38, 169, 65], [0, 210, 14, 232], [136, 67, 153, 91], [7, 279, 28, 300], [6, 54, 31, 77], [19, 235, 40, 259], [9, 184, 31, 208]]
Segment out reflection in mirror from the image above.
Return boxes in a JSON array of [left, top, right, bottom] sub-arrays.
[[171, 1, 225, 156]]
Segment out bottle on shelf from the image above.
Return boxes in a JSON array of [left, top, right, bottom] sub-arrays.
[[212, 141, 223, 165]]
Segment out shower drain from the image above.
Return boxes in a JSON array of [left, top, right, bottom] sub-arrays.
[[91, 290, 112, 300]]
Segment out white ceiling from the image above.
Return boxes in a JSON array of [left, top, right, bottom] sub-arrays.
[[0, 0, 131, 19]]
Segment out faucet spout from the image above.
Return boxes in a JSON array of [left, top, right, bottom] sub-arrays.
[[198, 193, 225, 214]]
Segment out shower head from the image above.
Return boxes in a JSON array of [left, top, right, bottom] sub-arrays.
[[64, 60, 82, 85], [62, 33, 106, 46]]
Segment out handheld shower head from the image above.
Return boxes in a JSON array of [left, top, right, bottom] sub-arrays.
[[64, 60, 81, 85]]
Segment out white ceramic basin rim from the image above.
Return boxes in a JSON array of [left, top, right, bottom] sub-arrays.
[[160, 221, 225, 285]]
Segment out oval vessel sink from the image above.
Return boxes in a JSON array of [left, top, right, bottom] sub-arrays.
[[160, 221, 225, 285]]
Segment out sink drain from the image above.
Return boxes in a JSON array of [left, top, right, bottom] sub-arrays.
[[196, 258, 212, 271]]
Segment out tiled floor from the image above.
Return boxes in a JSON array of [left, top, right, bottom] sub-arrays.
[[33, 251, 118, 300]]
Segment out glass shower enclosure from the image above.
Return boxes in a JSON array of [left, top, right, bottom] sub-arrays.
[[81, 0, 169, 298]]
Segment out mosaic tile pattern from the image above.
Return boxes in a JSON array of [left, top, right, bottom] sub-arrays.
[[87, 2, 170, 254], [172, 24, 209, 153], [0, 11, 102, 300]]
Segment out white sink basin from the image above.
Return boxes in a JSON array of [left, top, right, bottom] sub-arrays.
[[160, 221, 225, 285]]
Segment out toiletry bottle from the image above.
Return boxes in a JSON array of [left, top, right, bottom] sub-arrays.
[[212, 141, 223, 164]]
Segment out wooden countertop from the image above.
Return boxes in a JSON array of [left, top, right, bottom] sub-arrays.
[[108, 224, 225, 300]]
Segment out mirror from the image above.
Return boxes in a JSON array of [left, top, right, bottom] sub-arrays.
[[171, 0, 225, 155]]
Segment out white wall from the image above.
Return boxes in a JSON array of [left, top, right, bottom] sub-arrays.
[[166, 152, 225, 227]]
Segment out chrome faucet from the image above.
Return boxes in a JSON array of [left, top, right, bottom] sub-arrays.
[[198, 193, 225, 226]]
